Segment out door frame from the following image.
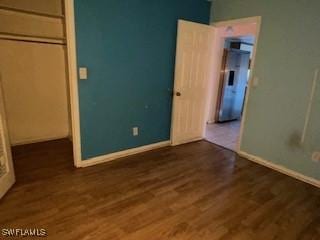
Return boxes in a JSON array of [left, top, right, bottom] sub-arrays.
[[211, 16, 262, 153], [66, 5, 262, 164], [0, 78, 15, 199], [0, 0, 83, 169], [65, 0, 82, 167]]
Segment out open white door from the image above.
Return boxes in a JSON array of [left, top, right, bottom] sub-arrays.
[[0, 79, 15, 199], [171, 20, 215, 145]]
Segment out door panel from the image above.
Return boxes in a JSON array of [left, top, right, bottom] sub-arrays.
[[0, 79, 15, 199], [171, 20, 215, 145]]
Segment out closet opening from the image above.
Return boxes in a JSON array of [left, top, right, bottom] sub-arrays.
[[205, 19, 259, 152], [0, 1, 74, 183]]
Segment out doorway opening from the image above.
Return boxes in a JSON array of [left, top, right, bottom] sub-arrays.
[[170, 18, 260, 150], [0, 1, 75, 198], [205, 20, 259, 151]]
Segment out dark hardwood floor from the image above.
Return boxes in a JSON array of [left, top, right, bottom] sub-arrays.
[[0, 139, 320, 240]]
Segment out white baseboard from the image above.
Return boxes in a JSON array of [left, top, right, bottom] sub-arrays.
[[79, 141, 171, 168], [238, 151, 320, 189], [171, 137, 203, 146], [11, 135, 70, 146]]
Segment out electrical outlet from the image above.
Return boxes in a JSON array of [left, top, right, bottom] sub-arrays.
[[312, 152, 320, 162], [132, 127, 139, 136]]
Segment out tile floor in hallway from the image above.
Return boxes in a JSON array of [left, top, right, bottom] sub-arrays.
[[205, 121, 241, 151]]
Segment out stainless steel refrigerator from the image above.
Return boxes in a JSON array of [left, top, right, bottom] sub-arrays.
[[216, 49, 251, 122]]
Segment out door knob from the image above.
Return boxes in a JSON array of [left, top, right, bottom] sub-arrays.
[[176, 92, 181, 97]]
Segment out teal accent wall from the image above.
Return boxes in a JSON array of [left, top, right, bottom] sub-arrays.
[[212, 0, 320, 179], [74, 0, 211, 159]]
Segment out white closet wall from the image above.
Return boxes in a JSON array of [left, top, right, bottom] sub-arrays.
[[0, 0, 70, 145]]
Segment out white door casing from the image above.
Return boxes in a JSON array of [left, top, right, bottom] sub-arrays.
[[0, 78, 15, 199], [171, 20, 215, 146]]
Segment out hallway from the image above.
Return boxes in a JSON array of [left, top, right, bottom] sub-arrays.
[[205, 121, 241, 151]]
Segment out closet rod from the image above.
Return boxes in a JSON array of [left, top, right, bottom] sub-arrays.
[[0, 32, 66, 45], [0, 6, 65, 19]]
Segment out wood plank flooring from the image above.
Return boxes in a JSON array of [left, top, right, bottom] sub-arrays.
[[0, 139, 320, 240]]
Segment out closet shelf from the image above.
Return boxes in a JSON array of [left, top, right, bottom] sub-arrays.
[[0, 32, 66, 45], [0, 6, 65, 19]]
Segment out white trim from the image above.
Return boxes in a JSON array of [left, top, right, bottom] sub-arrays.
[[65, 0, 82, 167], [239, 151, 320, 188], [211, 16, 262, 153], [0, 78, 15, 199], [212, 16, 261, 28], [79, 141, 171, 168], [11, 135, 70, 146], [301, 68, 318, 144]]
